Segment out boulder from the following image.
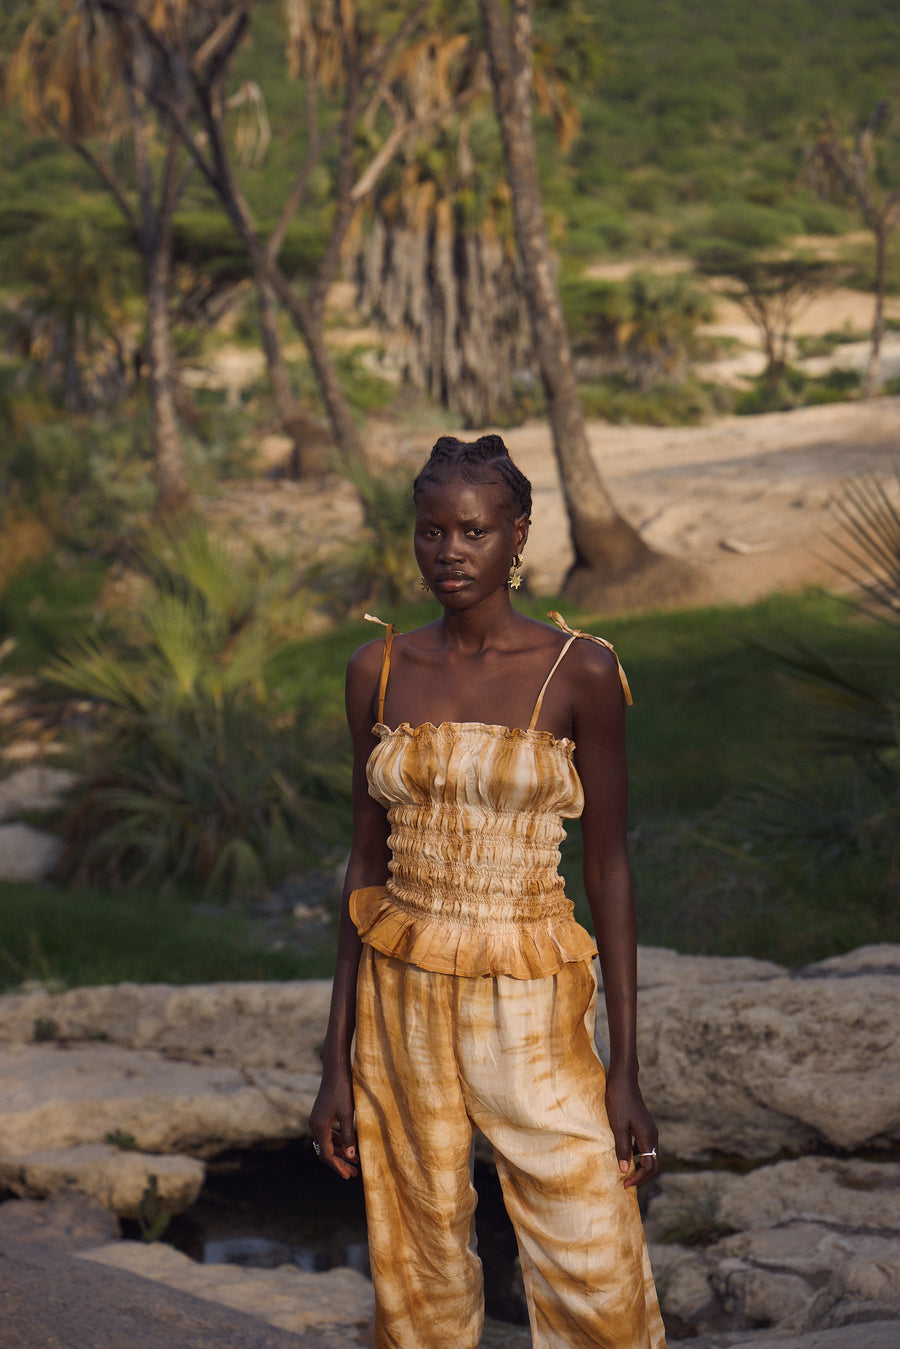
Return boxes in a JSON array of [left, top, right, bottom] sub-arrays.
[[0, 822, 62, 881], [0, 765, 78, 820], [78, 1240, 375, 1337], [0, 1144, 205, 1219], [629, 948, 900, 1160], [0, 1043, 320, 1157], [643, 1157, 900, 1240], [0, 1040, 320, 1215], [0, 980, 333, 1072], [644, 1158, 900, 1338], [0, 1193, 120, 1249]]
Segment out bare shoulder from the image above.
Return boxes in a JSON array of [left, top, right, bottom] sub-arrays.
[[347, 637, 385, 684], [558, 631, 628, 715]]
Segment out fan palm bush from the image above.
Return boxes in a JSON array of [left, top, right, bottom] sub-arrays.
[[314, 453, 421, 614], [734, 471, 900, 889], [48, 522, 348, 901]]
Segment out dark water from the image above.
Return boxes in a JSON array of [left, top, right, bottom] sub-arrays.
[[157, 1140, 529, 1327]]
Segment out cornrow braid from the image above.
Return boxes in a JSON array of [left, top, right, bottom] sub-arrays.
[[412, 434, 532, 521]]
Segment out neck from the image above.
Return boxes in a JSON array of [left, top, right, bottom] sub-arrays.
[[437, 590, 522, 651]]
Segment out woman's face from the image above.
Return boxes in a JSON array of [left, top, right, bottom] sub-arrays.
[[414, 477, 529, 609]]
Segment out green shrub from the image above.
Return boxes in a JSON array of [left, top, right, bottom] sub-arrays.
[[0, 553, 108, 669], [580, 374, 712, 425], [726, 472, 900, 899], [313, 455, 421, 614], [734, 364, 861, 414], [47, 522, 349, 901]]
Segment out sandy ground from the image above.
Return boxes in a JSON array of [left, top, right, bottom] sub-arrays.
[[197, 268, 900, 616], [205, 395, 900, 616]]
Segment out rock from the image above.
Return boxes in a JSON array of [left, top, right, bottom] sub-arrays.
[[643, 1157, 900, 1240], [0, 822, 62, 880], [712, 1261, 815, 1332], [0, 980, 333, 1072], [0, 1193, 120, 1249], [644, 1158, 900, 1338], [0, 1144, 205, 1218], [633, 948, 785, 988], [697, 1325, 900, 1349], [78, 1241, 375, 1336], [646, 1242, 717, 1326], [0, 764, 78, 820], [803, 944, 900, 976], [634, 959, 900, 1159], [0, 1043, 319, 1157]]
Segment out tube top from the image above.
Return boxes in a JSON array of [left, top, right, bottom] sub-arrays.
[[349, 720, 598, 979]]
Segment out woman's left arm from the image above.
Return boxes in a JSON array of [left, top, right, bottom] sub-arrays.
[[571, 642, 660, 1190]]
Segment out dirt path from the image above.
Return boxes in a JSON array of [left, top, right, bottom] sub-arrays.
[[206, 397, 899, 614]]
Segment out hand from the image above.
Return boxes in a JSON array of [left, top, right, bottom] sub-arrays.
[[309, 1069, 358, 1180], [605, 1070, 660, 1191]]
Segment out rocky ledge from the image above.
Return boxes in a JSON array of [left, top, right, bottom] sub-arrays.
[[0, 945, 898, 1345]]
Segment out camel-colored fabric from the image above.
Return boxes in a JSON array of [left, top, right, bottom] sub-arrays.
[[353, 719, 597, 979], [354, 947, 666, 1348], [351, 622, 664, 1347]]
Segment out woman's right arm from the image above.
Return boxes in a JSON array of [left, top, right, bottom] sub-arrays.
[[308, 642, 391, 1179]]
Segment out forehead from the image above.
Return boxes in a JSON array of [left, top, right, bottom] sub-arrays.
[[415, 477, 513, 520]]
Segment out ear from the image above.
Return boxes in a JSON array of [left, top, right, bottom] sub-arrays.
[[514, 513, 530, 553]]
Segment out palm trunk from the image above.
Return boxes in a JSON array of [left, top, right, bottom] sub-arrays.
[[254, 272, 319, 477], [479, 0, 651, 586], [867, 226, 886, 398], [146, 239, 190, 515]]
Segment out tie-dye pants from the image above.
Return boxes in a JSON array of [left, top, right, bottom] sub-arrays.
[[353, 947, 666, 1348]]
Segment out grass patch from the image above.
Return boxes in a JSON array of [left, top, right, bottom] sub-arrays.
[[553, 590, 900, 964], [7, 589, 895, 987], [0, 882, 335, 992]]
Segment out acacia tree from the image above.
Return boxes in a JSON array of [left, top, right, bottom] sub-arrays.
[[478, 0, 652, 592], [6, 1, 196, 514], [696, 245, 835, 390], [806, 101, 900, 397]]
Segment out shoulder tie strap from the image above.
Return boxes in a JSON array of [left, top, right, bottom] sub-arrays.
[[545, 610, 633, 708], [364, 613, 399, 726], [528, 634, 579, 730]]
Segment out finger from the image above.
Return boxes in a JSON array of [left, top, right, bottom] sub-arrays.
[[613, 1124, 633, 1176], [314, 1120, 358, 1181], [625, 1142, 660, 1190], [337, 1117, 357, 1164]]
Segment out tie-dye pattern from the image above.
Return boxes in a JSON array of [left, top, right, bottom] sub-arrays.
[[351, 721, 666, 1348]]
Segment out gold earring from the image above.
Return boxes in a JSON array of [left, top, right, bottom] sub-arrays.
[[507, 554, 524, 590], [419, 576, 430, 592]]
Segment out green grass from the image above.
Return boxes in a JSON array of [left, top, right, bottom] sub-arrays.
[[554, 591, 900, 963], [0, 882, 335, 992], [3, 589, 896, 988]]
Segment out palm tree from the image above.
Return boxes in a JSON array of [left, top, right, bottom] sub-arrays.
[[112, 0, 489, 474], [479, 0, 653, 594]]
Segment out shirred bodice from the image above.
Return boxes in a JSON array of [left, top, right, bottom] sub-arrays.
[[349, 613, 630, 980], [350, 719, 598, 978]]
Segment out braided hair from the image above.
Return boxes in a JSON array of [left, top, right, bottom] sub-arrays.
[[412, 435, 532, 521]]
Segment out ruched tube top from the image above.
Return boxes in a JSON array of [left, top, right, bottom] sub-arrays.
[[350, 719, 598, 979]]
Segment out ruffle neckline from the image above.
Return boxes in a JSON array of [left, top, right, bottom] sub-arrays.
[[373, 720, 576, 756], [350, 885, 597, 980]]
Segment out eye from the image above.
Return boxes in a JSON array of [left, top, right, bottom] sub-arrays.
[[466, 527, 488, 538]]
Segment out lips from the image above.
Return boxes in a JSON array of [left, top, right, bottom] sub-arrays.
[[433, 570, 471, 590]]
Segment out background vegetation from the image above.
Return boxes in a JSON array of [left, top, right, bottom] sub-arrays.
[[0, 0, 898, 989]]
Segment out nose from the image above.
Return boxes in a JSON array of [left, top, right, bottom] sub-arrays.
[[437, 531, 464, 562]]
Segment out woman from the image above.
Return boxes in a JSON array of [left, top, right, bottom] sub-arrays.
[[310, 434, 665, 1349]]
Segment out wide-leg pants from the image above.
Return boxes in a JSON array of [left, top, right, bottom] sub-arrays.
[[353, 947, 666, 1349]]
